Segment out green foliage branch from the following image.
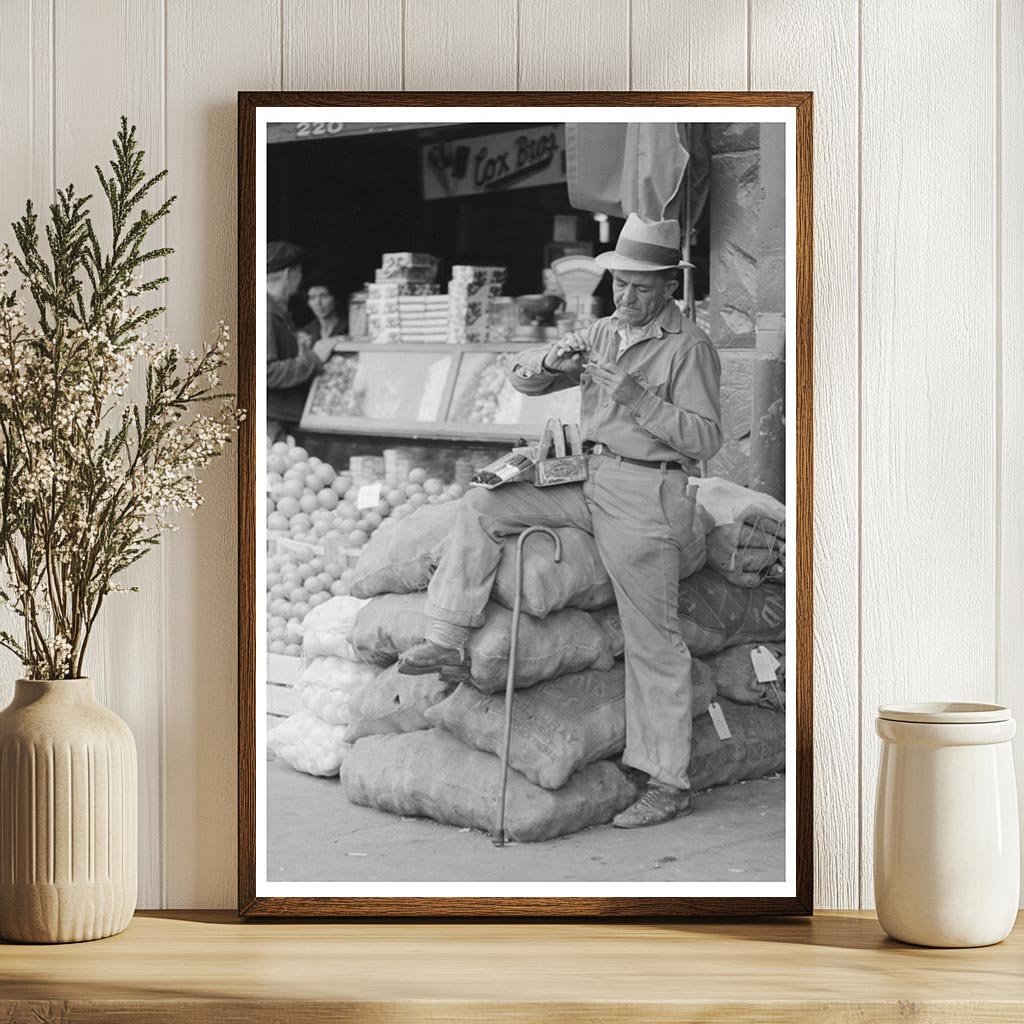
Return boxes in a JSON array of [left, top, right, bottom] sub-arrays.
[[0, 118, 241, 679]]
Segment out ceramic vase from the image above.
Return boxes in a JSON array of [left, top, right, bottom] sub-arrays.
[[874, 702, 1019, 947], [0, 678, 137, 943]]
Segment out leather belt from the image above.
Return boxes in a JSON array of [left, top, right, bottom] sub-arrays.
[[583, 441, 687, 472]]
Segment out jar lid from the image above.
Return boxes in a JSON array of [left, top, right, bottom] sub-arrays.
[[877, 701, 1011, 724]]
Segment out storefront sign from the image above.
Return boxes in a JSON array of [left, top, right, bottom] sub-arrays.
[[268, 122, 452, 144], [422, 125, 566, 199]]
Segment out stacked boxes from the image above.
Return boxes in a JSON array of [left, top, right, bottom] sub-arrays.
[[448, 265, 507, 344], [365, 283, 402, 345], [367, 253, 442, 344], [376, 252, 441, 283], [398, 294, 450, 343], [363, 257, 510, 344]]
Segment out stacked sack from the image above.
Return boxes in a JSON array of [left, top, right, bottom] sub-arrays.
[[697, 477, 786, 587], [338, 483, 787, 841], [267, 595, 379, 777], [595, 476, 788, 735], [682, 477, 787, 783]]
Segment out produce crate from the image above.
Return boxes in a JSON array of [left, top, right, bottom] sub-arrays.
[[267, 532, 319, 560], [322, 536, 364, 569], [268, 531, 362, 571], [266, 653, 303, 726]]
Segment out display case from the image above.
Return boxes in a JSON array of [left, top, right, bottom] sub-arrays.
[[299, 341, 581, 442]]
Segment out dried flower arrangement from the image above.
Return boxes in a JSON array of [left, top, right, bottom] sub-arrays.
[[0, 118, 241, 679]]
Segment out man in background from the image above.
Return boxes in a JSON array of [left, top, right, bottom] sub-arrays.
[[266, 241, 334, 440]]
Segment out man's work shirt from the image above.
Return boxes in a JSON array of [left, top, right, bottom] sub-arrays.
[[510, 300, 723, 471], [267, 295, 323, 424]]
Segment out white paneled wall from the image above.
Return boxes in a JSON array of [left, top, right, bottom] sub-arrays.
[[0, 0, 1018, 910], [751, 0, 860, 911]]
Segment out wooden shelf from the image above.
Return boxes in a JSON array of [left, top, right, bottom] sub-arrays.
[[2, 910, 1022, 1021]]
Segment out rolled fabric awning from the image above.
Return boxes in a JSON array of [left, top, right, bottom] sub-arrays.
[[566, 122, 709, 230]]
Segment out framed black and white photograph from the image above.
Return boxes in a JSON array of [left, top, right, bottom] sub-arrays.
[[237, 92, 813, 917]]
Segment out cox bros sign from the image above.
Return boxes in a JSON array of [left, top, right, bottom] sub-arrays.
[[422, 125, 566, 199]]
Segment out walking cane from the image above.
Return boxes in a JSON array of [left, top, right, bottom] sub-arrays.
[[493, 525, 562, 847]]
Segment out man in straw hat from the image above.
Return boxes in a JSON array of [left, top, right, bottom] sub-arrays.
[[400, 213, 722, 829]]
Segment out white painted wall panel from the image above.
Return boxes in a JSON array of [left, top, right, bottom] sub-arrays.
[[1000, 0, 1024, 898], [859, 0, 998, 907], [519, 0, 629, 90], [0, 0, 50, 235], [52, 0, 167, 909], [163, 0, 281, 908], [404, 0, 517, 90], [632, 0, 747, 91], [283, 0, 402, 90], [0, 1, 52, 709], [0, 0, 1016, 910], [750, 0, 860, 911]]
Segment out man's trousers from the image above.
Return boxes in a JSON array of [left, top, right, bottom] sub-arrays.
[[424, 453, 697, 790]]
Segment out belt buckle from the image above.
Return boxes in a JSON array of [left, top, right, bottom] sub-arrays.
[[590, 442, 606, 456]]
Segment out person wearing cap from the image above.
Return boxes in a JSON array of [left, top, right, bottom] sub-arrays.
[[266, 241, 335, 439], [399, 213, 722, 830]]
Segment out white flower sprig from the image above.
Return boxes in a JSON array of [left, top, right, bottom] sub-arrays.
[[0, 118, 241, 679]]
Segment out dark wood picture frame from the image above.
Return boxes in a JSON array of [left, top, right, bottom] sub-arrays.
[[238, 91, 813, 918]]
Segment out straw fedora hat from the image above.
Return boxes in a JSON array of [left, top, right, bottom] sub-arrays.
[[594, 212, 694, 272]]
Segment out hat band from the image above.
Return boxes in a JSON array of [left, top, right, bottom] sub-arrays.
[[615, 236, 680, 266]]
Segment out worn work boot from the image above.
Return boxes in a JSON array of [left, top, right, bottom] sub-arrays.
[[397, 640, 468, 676], [612, 782, 693, 829]]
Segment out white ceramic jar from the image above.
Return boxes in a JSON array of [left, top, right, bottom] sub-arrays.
[[874, 702, 1019, 947]]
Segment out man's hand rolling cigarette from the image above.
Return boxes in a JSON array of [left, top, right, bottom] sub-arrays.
[[540, 334, 590, 374], [585, 357, 645, 408]]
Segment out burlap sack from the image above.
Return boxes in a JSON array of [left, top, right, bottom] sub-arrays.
[[350, 594, 615, 690], [427, 661, 717, 790], [343, 664, 453, 742], [341, 729, 636, 842], [677, 569, 786, 655], [427, 666, 627, 790], [489, 521, 707, 618], [591, 572, 785, 658], [689, 698, 786, 791], [490, 527, 615, 618], [696, 477, 786, 532], [349, 502, 459, 598], [706, 518, 785, 588], [350, 593, 431, 666], [702, 643, 786, 710], [468, 602, 615, 691]]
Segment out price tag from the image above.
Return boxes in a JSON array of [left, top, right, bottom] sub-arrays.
[[751, 645, 781, 683], [707, 701, 732, 740], [356, 483, 382, 510]]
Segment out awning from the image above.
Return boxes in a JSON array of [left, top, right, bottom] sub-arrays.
[[566, 122, 710, 230]]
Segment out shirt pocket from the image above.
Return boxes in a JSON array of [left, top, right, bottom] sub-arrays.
[[629, 365, 672, 402]]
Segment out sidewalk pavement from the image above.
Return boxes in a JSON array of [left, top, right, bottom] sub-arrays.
[[267, 757, 786, 884]]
